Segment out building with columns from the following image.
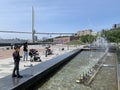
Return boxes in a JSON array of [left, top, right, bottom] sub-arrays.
[[77, 29, 92, 36]]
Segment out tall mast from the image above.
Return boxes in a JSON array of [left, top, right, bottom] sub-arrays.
[[32, 6, 35, 43]]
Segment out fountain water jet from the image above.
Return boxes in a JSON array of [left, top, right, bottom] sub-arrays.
[[76, 32, 109, 85]]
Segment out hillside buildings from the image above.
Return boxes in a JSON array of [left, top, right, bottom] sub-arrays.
[[77, 29, 96, 36], [112, 24, 120, 29], [53, 29, 97, 44], [77, 29, 92, 36]]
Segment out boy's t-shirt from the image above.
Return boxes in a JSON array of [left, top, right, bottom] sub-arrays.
[[13, 51, 20, 61]]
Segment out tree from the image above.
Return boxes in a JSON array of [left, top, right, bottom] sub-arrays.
[[101, 28, 120, 43], [80, 35, 96, 43]]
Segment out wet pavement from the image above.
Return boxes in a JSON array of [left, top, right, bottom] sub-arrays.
[[0, 45, 82, 79], [0, 48, 80, 90], [0, 46, 82, 90]]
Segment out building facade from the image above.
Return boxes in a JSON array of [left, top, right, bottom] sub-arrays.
[[53, 36, 79, 44], [77, 29, 92, 36]]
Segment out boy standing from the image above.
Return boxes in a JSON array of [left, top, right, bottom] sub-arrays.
[[12, 45, 23, 78]]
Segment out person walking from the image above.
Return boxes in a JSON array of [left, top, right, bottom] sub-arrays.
[[12, 45, 23, 78], [23, 42, 28, 61]]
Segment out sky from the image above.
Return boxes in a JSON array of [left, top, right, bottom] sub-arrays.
[[0, 0, 120, 39]]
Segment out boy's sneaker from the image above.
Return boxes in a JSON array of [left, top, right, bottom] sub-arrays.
[[17, 75, 23, 78], [12, 75, 17, 77]]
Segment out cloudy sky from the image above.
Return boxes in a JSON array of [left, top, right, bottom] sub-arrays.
[[0, 0, 120, 39]]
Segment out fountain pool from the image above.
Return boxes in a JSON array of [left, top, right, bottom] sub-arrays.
[[34, 50, 113, 90]]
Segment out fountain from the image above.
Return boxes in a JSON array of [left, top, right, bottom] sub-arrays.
[[77, 33, 109, 85], [33, 34, 116, 90], [90, 32, 108, 52], [35, 51, 107, 90]]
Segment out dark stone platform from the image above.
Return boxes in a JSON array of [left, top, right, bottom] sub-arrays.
[[0, 49, 81, 90]]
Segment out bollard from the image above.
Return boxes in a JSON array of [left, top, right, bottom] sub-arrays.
[[45, 50, 47, 57]]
